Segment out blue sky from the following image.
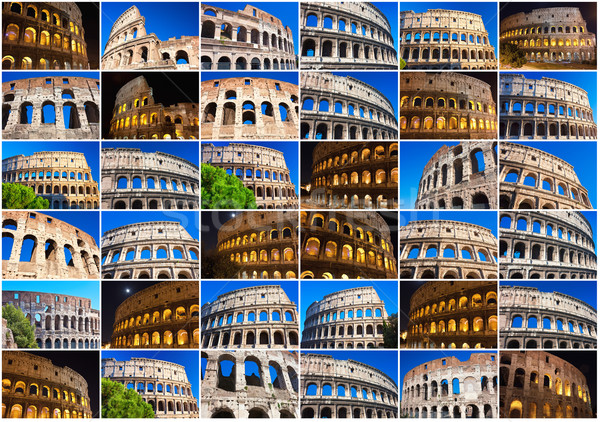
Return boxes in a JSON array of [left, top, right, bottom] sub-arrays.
[[2, 71, 99, 82], [333, 72, 398, 120], [103, 141, 199, 166], [203, 2, 299, 54], [401, 2, 498, 56], [300, 280, 398, 331], [201, 280, 298, 306], [101, 2, 198, 54], [400, 211, 498, 238], [201, 71, 298, 85], [304, 351, 398, 386], [2, 280, 100, 309], [101, 211, 199, 239], [374, 2, 398, 50], [500, 280, 596, 308], [102, 350, 199, 401]]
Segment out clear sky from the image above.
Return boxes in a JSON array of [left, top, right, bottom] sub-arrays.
[[201, 280, 298, 306], [333, 72, 399, 120], [201, 71, 298, 85], [401, 1, 499, 56], [2, 280, 100, 309], [101, 2, 199, 54], [300, 280, 398, 331], [2, 71, 100, 83], [203, 2, 299, 54], [400, 210, 498, 238], [101, 211, 199, 239], [103, 141, 199, 166], [500, 280, 596, 308]]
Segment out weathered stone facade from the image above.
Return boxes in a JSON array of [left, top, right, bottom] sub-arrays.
[[499, 285, 597, 349], [2, 2, 89, 70], [111, 280, 199, 349], [499, 142, 593, 209], [201, 285, 299, 349], [300, 2, 397, 70], [499, 351, 594, 418], [201, 143, 297, 209], [415, 141, 497, 209], [102, 5, 198, 70], [108, 75, 199, 139], [3, 290, 99, 349], [201, 350, 299, 418], [2, 318, 17, 349], [400, 219, 498, 279], [401, 353, 497, 418], [201, 77, 299, 140], [500, 7, 596, 63], [2, 151, 99, 209], [102, 357, 199, 418], [2, 211, 100, 280], [309, 141, 398, 209], [300, 211, 397, 279], [301, 286, 389, 349], [400, 72, 496, 139], [406, 281, 498, 349], [101, 221, 199, 280], [2, 351, 92, 418], [400, 9, 497, 69], [2, 76, 100, 139], [301, 72, 398, 140], [301, 353, 398, 418], [201, 4, 296, 70], [499, 74, 597, 139], [499, 211, 597, 279], [101, 148, 199, 210]]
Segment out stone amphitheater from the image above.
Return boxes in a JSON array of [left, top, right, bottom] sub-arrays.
[[400, 9, 497, 69], [301, 72, 398, 140], [499, 211, 597, 279], [201, 350, 299, 418], [2, 210, 100, 280], [301, 353, 398, 418], [201, 4, 296, 70], [300, 2, 397, 69], [415, 141, 497, 209], [2, 151, 99, 209], [2, 75, 100, 139], [499, 285, 597, 349], [500, 74, 597, 139], [101, 147, 199, 210]]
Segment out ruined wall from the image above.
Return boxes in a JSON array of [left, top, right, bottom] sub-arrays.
[[2, 318, 17, 349]]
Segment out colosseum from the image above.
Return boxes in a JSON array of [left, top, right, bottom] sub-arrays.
[[499, 285, 597, 350], [500, 351, 594, 418], [308, 141, 398, 209], [300, 211, 397, 279], [400, 9, 497, 70], [415, 141, 498, 209], [301, 72, 398, 140], [201, 350, 299, 418], [500, 74, 597, 139], [110, 281, 199, 349], [2, 2, 90, 70], [2, 151, 99, 209], [300, 2, 397, 70], [201, 4, 296, 70], [2, 76, 100, 139], [101, 148, 199, 210], [2, 290, 99, 349], [401, 353, 498, 418], [102, 5, 198, 70], [201, 77, 299, 140], [2, 351, 93, 418], [400, 219, 498, 280], [108, 75, 199, 139], [301, 286, 390, 349], [500, 7, 597, 64], [405, 281, 498, 349], [201, 285, 299, 349], [101, 221, 199, 280], [2, 210, 100, 280], [499, 211, 597, 279], [400, 72, 497, 139], [215, 211, 298, 279], [102, 356, 199, 418], [201, 143, 297, 209], [301, 353, 398, 418], [499, 142, 593, 209]]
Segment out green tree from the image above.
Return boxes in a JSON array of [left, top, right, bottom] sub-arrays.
[[500, 43, 527, 68], [201, 245, 241, 279], [2, 183, 49, 209], [2, 304, 37, 348], [101, 378, 155, 418], [201, 164, 257, 209], [400, 58, 407, 70], [382, 313, 398, 348]]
